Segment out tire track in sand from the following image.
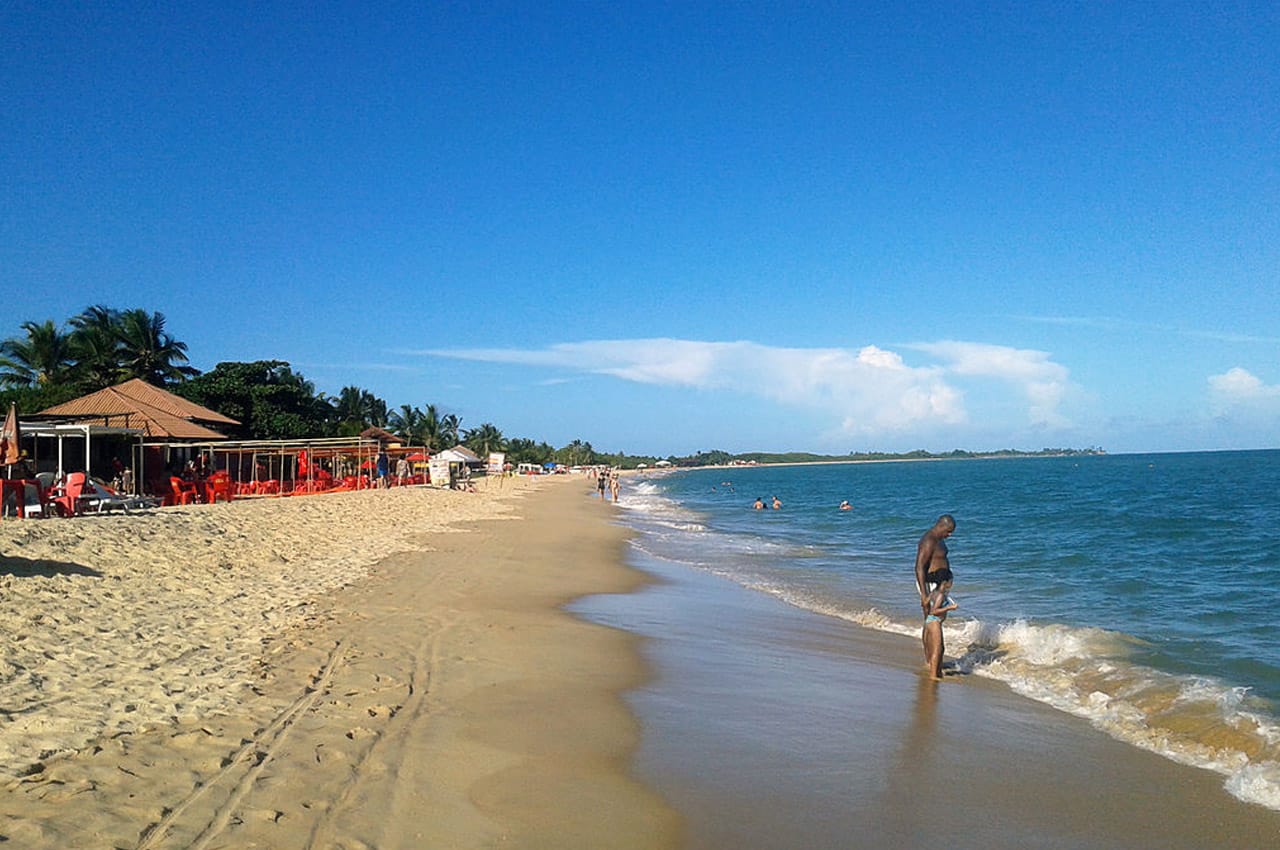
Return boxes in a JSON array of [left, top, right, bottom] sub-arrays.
[[298, 612, 456, 850], [133, 640, 345, 850]]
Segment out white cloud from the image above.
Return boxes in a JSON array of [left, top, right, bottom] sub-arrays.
[[415, 337, 1075, 438], [910, 340, 1071, 427], [1208, 367, 1280, 414]]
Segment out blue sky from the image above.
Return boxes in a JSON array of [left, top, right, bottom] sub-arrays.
[[4, 2, 1277, 456]]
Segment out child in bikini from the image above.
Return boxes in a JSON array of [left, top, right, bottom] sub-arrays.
[[922, 567, 958, 680]]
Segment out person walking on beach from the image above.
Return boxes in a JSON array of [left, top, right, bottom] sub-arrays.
[[922, 567, 958, 679], [376, 449, 390, 488], [609, 470, 620, 503], [597, 468, 608, 500], [915, 514, 956, 615]]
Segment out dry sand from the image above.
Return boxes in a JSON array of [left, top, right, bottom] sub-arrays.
[[0, 475, 681, 849]]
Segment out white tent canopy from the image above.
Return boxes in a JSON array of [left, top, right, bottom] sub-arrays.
[[433, 445, 482, 464]]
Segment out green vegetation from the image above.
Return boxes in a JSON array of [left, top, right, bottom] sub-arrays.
[[178, 361, 334, 440], [0, 307, 196, 400], [1, 306, 1103, 470], [681, 447, 1105, 467]]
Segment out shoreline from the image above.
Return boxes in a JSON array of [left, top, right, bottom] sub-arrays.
[[0, 477, 681, 848], [585, 537, 1280, 849]]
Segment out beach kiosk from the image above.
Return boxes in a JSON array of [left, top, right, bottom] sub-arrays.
[[432, 445, 482, 489]]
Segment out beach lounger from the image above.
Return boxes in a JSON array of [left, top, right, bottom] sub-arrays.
[[79, 478, 160, 513]]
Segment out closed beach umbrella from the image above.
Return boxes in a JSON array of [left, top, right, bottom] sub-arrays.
[[1, 403, 20, 466]]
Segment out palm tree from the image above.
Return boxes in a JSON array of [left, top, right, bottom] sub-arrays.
[[334, 386, 365, 423], [413, 404, 461, 450], [439, 411, 462, 448], [426, 404, 443, 450], [0, 320, 76, 387], [417, 403, 441, 451], [560, 439, 594, 467], [334, 386, 389, 429], [114, 309, 197, 386], [464, 422, 506, 458], [365, 393, 388, 428], [68, 305, 125, 391], [70, 304, 119, 333], [389, 404, 425, 445], [506, 437, 555, 465]]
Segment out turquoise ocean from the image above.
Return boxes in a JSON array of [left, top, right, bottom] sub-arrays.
[[614, 450, 1280, 811]]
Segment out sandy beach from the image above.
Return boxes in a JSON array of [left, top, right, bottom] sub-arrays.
[[8, 469, 1280, 850], [0, 475, 680, 849]]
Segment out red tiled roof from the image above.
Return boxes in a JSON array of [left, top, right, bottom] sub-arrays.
[[359, 426, 402, 444], [35, 379, 239, 439]]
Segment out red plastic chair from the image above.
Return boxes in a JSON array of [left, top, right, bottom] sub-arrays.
[[52, 472, 89, 517], [169, 476, 198, 505], [207, 472, 234, 503], [2, 478, 51, 518]]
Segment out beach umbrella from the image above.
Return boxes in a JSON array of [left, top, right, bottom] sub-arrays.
[[1, 402, 20, 466], [406, 452, 428, 462], [360, 459, 376, 469]]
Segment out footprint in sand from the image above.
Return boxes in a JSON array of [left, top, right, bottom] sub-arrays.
[[241, 807, 285, 824]]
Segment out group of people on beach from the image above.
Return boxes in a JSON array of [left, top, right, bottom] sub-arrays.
[[595, 468, 620, 503], [740, 492, 960, 680]]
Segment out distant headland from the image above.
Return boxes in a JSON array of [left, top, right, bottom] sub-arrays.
[[630, 447, 1106, 469]]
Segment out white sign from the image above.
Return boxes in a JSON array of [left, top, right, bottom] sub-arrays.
[[487, 452, 505, 474], [429, 458, 452, 489]]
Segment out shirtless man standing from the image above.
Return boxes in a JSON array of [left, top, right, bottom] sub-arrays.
[[915, 514, 956, 615]]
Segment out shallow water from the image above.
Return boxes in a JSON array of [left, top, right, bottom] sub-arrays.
[[612, 451, 1280, 810]]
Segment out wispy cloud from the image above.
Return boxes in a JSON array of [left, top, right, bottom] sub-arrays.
[[295, 361, 421, 374], [411, 338, 1075, 437], [1016, 315, 1280, 345]]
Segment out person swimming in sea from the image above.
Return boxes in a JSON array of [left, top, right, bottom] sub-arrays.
[[922, 567, 958, 680]]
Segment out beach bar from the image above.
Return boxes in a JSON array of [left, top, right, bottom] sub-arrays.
[[138, 435, 429, 498]]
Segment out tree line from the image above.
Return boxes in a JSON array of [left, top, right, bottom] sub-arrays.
[[0, 306, 663, 468]]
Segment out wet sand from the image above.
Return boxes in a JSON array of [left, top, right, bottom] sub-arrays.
[[0, 476, 680, 848], [581, 546, 1280, 849]]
